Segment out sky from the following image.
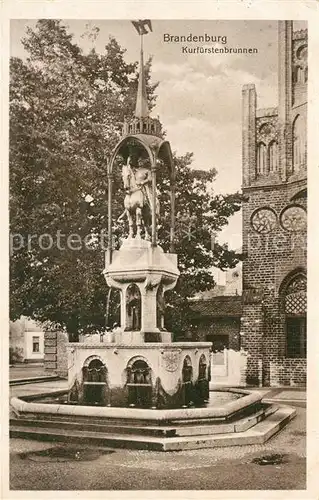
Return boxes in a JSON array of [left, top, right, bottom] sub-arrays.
[[11, 19, 301, 252]]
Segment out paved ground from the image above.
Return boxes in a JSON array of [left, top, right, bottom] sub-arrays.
[[10, 379, 66, 399], [9, 391, 306, 490], [9, 364, 48, 380], [9, 406, 306, 490], [8, 368, 307, 491]]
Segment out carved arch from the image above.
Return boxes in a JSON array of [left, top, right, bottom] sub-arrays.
[[257, 142, 267, 175], [268, 140, 278, 172]]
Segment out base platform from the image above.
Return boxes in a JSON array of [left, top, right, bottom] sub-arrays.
[[10, 389, 296, 451]]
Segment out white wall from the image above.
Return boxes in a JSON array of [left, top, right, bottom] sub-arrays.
[[10, 316, 44, 362], [210, 348, 248, 387], [24, 330, 44, 360]]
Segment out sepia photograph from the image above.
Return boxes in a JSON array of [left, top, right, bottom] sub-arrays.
[[6, 13, 310, 494]]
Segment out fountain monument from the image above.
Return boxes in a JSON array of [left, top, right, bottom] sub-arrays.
[[10, 21, 296, 451], [67, 20, 212, 409]]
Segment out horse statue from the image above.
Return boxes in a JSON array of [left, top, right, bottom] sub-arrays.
[[118, 156, 159, 239]]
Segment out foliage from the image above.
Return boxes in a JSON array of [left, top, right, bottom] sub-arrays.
[[157, 153, 242, 336], [10, 20, 243, 341], [9, 346, 24, 364]]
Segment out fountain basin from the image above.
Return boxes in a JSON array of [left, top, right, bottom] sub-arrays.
[[11, 388, 261, 421], [67, 342, 212, 409], [10, 389, 296, 451]]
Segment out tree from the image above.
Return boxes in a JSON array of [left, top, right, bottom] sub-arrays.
[[10, 20, 157, 340], [10, 20, 242, 341], [157, 153, 242, 337]]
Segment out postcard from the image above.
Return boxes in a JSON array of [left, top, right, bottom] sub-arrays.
[[2, 1, 319, 499]]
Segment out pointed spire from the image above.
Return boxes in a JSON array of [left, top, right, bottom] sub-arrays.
[[135, 37, 149, 118], [123, 20, 161, 137]]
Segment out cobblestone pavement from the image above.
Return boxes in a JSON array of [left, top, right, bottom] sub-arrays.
[[8, 380, 308, 490], [9, 364, 48, 380], [10, 380, 66, 398], [9, 407, 306, 491], [270, 390, 306, 400]]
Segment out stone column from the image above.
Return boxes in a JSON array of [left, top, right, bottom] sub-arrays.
[[151, 163, 157, 247], [44, 330, 57, 372], [107, 168, 113, 265], [241, 290, 264, 386], [120, 286, 128, 332], [141, 287, 158, 333], [242, 83, 257, 187], [170, 167, 176, 253], [278, 21, 293, 180], [44, 330, 68, 377], [56, 331, 68, 377]]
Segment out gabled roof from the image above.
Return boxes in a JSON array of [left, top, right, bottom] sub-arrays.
[[189, 295, 242, 318]]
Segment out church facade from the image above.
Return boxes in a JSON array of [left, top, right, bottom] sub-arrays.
[[241, 21, 307, 386]]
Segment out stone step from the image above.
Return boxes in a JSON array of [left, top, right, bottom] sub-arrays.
[[161, 406, 296, 451], [10, 426, 165, 451], [10, 405, 278, 438], [9, 376, 62, 386], [9, 418, 176, 437], [10, 406, 295, 451]]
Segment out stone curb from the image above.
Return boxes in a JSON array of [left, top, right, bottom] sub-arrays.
[[9, 406, 296, 451], [9, 376, 62, 386], [10, 389, 263, 421]]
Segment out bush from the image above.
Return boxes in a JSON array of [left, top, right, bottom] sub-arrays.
[[9, 346, 24, 364]]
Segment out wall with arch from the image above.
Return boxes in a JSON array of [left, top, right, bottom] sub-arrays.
[[241, 23, 307, 386], [67, 343, 211, 408], [241, 178, 307, 385]]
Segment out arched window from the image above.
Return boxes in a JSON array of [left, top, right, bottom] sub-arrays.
[[182, 356, 193, 382], [295, 46, 308, 83], [293, 115, 306, 172], [83, 358, 107, 383], [198, 355, 207, 380], [290, 188, 307, 202], [257, 143, 267, 175], [197, 354, 209, 403], [182, 356, 193, 406], [107, 289, 121, 328], [127, 359, 151, 384], [156, 284, 165, 330], [126, 284, 141, 331], [127, 358, 152, 407], [82, 357, 107, 406], [283, 273, 307, 358], [269, 141, 278, 173]]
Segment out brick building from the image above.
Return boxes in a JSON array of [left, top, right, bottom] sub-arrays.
[[189, 268, 247, 386], [190, 295, 242, 350], [44, 330, 68, 377], [190, 263, 242, 351], [241, 21, 307, 386]]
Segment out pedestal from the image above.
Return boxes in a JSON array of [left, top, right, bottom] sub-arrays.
[[66, 237, 211, 409], [103, 238, 180, 341], [67, 342, 212, 408]]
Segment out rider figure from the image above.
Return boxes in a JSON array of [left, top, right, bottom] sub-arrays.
[[119, 155, 159, 239], [128, 157, 153, 210]]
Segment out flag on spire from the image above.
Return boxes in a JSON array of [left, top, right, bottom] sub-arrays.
[[132, 20, 152, 118], [131, 20, 152, 35]]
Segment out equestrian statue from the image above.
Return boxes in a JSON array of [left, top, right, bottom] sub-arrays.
[[118, 156, 159, 239]]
